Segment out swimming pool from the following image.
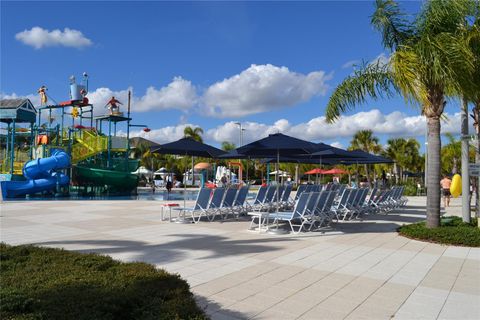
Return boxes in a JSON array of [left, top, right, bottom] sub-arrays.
[[4, 189, 200, 201]]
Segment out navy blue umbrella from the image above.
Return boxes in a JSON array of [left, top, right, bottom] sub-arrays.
[[325, 149, 393, 164], [151, 137, 225, 218], [236, 133, 318, 157], [151, 137, 225, 158]]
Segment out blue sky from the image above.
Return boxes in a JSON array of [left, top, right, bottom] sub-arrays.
[[1, 1, 466, 151]]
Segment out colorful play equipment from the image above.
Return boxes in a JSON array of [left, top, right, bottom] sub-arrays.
[[0, 73, 143, 198], [450, 174, 462, 198], [1, 149, 70, 198]]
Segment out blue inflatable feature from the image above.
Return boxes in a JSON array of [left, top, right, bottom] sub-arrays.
[[1, 150, 71, 198]]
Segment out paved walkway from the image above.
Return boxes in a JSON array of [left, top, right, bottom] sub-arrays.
[[1, 197, 479, 319]]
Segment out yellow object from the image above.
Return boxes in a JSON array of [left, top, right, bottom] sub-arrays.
[[450, 174, 462, 198], [72, 107, 79, 118]]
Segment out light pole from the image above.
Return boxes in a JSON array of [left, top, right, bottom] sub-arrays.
[[234, 122, 242, 147]]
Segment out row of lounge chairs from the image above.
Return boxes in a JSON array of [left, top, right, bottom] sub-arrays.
[[174, 184, 408, 232], [173, 186, 250, 223], [247, 185, 408, 233]]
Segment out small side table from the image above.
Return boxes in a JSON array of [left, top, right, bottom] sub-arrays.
[[161, 203, 180, 221]]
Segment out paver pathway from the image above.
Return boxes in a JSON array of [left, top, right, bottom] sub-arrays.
[[1, 197, 479, 319]]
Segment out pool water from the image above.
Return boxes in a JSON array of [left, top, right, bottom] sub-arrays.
[[5, 190, 200, 201]]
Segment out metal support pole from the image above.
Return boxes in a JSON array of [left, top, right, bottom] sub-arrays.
[[10, 120, 15, 174], [461, 99, 470, 222], [6, 123, 10, 170], [30, 122, 34, 159], [108, 119, 111, 168]]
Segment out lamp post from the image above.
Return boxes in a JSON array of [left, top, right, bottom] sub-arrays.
[[234, 122, 242, 147]]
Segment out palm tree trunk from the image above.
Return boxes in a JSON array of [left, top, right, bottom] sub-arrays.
[[461, 98, 470, 223], [426, 116, 441, 228], [474, 101, 480, 226], [393, 162, 399, 184]]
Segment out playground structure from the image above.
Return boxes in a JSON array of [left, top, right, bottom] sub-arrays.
[[0, 74, 142, 198]]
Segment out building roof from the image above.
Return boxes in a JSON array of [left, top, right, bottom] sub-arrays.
[[0, 99, 37, 123]]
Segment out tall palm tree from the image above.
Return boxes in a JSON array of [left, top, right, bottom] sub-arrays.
[[325, 0, 476, 228], [349, 130, 382, 187], [183, 126, 204, 143]]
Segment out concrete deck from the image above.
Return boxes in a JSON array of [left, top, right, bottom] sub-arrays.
[[1, 196, 479, 319]]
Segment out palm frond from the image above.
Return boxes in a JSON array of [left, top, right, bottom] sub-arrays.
[[325, 62, 396, 123], [371, 0, 413, 50]]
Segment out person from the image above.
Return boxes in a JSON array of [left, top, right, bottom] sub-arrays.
[[220, 173, 228, 187], [261, 179, 267, 187], [440, 175, 452, 207], [333, 176, 340, 184], [166, 177, 173, 193], [105, 96, 122, 114], [382, 170, 387, 186]]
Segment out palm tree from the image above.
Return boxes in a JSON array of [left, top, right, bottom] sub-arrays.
[[183, 126, 204, 143], [349, 130, 382, 187], [442, 133, 462, 175], [384, 138, 406, 183], [183, 126, 204, 185], [325, 0, 476, 228], [221, 141, 236, 152]]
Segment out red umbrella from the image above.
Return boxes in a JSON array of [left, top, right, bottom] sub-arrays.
[[322, 168, 348, 175], [305, 168, 327, 175]]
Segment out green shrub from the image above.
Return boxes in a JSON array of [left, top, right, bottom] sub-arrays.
[[398, 216, 480, 247], [0, 244, 207, 320]]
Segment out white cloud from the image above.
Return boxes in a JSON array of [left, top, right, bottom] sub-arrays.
[[341, 60, 360, 69], [15, 27, 92, 49], [202, 64, 332, 117], [86, 77, 197, 114], [369, 52, 390, 67], [204, 109, 468, 146], [127, 123, 194, 144]]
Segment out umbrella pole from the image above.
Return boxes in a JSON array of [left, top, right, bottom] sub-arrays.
[[268, 149, 288, 234], [174, 151, 191, 224]]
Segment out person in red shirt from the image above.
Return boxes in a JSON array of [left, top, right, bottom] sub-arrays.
[[105, 96, 122, 114]]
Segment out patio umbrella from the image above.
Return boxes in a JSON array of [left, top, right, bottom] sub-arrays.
[[322, 168, 348, 175], [236, 133, 318, 234], [151, 137, 225, 222], [304, 168, 327, 175]]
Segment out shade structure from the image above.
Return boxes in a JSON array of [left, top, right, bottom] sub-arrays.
[[235, 133, 319, 234], [332, 149, 393, 164], [151, 137, 225, 222], [151, 137, 225, 158], [236, 133, 318, 157], [305, 168, 327, 175], [322, 168, 348, 175], [218, 149, 250, 159]]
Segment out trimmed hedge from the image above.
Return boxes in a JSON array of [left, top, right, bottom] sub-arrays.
[[0, 244, 207, 320], [398, 216, 480, 247]]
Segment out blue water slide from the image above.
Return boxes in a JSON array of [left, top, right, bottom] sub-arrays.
[[1, 150, 71, 198]]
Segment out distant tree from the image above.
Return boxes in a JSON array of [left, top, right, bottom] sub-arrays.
[[221, 141, 236, 152], [183, 126, 204, 143], [442, 133, 462, 175], [349, 130, 382, 187]]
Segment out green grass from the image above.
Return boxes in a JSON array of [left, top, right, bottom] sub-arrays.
[[0, 244, 207, 320], [398, 216, 480, 247]]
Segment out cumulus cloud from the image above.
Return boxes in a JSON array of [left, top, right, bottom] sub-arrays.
[[341, 60, 360, 69], [15, 27, 92, 49], [204, 109, 468, 145], [127, 123, 194, 144], [202, 64, 332, 118], [87, 77, 197, 113], [369, 52, 390, 67]]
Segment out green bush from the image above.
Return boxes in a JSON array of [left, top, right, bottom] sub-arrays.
[[398, 216, 480, 247], [0, 244, 207, 320]]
